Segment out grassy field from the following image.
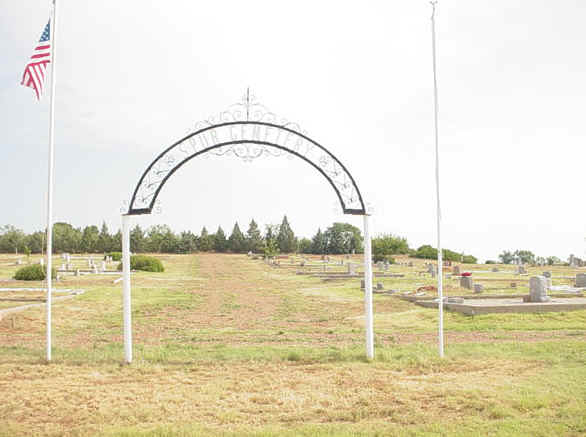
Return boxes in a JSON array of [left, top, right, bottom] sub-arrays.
[[0, 253, 585, 436]]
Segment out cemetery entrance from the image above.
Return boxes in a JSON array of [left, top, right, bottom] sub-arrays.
[[121, 94, 374, 363]]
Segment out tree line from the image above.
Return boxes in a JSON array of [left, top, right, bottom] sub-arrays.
[[495, 250, 561, 266], [0, 218, 364, 256], [0, 220, 481, 262]]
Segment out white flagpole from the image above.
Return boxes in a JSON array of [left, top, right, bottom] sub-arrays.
[[430, 1, 444, 358], [45, 0, 58, 362]]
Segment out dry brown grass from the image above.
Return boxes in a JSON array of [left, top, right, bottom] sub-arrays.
[[0, 253, 584, 436]]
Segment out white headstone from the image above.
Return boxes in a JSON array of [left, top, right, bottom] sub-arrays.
[[347, 263, 356, 275]]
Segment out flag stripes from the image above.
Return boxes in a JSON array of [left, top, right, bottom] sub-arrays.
[[21, 21, 51, 100]]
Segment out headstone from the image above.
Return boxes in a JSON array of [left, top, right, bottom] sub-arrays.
[[376, 283, 383, 290], [16, 259, 22, 265], [518, 265, 527, 274], [40, 258, 44, 266], [360, 279, 365, 289], [93, 266, 98, 274], [347, 263, 356, 275], [576, 273, 586, 288], [473, 284, 484, 294], [511, 282, 517, 288], [460, 276, 473, 290], [345, 254, 350, 260], [446, 297, 464, 304], [527, 276, 550, 302], [542, 271, 551, 278], [491, 267, 499, 272], [408, 261, 414, 267], [101, 261, 106, 271], [383, 261, 389, 271], [75, 269, 80, 277], [88, 259, 92, 267], [66, 263, 72, 271], [453, 265, 460, 276], [61, 263, 66, 270], [66, 253, 71, 263]]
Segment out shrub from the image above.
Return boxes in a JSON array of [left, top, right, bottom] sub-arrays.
[[485, 260, 497, 264], [372, 234, 409, 258], [108, 252, 122, 261], [117, 255, 164, 272], [462, 255, 478, 264], [372, 254, 395, 264], [14, 264, 56, 281]]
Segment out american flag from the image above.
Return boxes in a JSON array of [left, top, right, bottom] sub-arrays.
[[21, 20, 51, 100]]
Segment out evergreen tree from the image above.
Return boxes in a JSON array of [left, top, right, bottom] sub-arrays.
[[198, 227, 213, 252], [146, 225, 176, 253], [96, 222, 112, 253], [53, 222, 82, 253], [264, 224, 278, 252], [25, 231, 45, 254], [311, 228, 326, 254], [228, 222, 246, 253], [80, 225, 99, 253], [0, 225, 26, 254], [246, 219, 263, 253], [214, 226, 228, 252], [129, 225, 145, 253], [179, 231, 198, 253], [111, 230, 122, 252], [298, 238, 312, 254], [277, 215, 296, 253]]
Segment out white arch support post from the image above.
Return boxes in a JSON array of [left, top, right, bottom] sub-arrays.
[[430, 1, 445, 358], [363, 214, 374, 359], [121, 214, 133, 363]]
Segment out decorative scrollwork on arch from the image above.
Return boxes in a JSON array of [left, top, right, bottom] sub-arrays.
[[125, 93, 366, 216]]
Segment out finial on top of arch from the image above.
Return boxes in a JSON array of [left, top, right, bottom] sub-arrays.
[[190, 91, 303, 132]]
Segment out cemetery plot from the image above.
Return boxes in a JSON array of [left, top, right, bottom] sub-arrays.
[[0, 253, 584, 437]]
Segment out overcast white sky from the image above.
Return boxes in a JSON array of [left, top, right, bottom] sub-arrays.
[[1, 0, 585, 261]]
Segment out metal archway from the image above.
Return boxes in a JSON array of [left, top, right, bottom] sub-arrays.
[[120, 92, 374, 363]]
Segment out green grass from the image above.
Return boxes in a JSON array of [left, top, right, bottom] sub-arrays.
[[0, 253, 585, 437]]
